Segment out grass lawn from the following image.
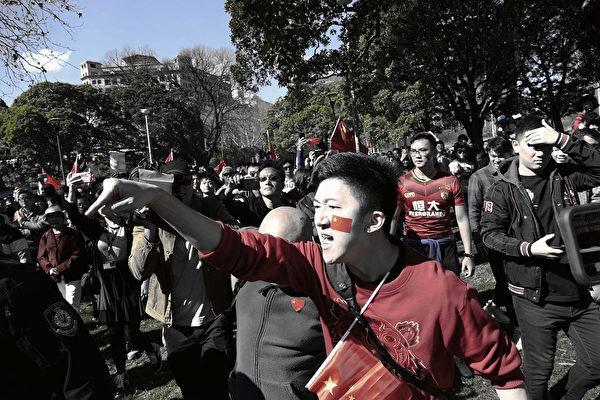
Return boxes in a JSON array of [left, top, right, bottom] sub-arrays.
[[80, 256, 600, 399]]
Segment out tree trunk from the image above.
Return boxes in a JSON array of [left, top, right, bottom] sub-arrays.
[[463, 118, 485, 151]]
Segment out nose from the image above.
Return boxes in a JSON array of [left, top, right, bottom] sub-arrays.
[[314, 208, 330, 228]]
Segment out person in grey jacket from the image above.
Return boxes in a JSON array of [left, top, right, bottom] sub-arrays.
[[231, 207, 324, 400], [468, 136, 516, 328]]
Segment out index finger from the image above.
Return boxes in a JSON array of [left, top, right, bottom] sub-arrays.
[[85, 179, 117, 217]]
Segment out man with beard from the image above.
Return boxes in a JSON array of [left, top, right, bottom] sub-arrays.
[[89, 153, 526, 399]]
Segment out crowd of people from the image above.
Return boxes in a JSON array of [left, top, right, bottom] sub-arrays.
[[2, 107, 600, 400]]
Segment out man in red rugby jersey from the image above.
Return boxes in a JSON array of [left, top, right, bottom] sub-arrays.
[[394, 132, 475, 277]]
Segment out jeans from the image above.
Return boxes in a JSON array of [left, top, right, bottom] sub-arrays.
[[166, 315, 233, 399], [513, 295, 600, 399], [57, 278, 82, 313]]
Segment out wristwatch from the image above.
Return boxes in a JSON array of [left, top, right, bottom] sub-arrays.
[[463, 253, 475, 258]]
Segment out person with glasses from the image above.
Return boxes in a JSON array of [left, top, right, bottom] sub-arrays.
[[282, 161, 295, 193], [86, 153, 526, 400], [394, 132, 475, 278], [224, 161, 293, 227], [395, 133, 477, 379]]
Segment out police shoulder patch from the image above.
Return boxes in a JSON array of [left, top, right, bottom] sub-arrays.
[[44, 302, 78, 336]]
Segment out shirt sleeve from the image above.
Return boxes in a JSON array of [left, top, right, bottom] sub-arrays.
[[450, 176, 465, 206], [447, 285, 524, 389], [480, 184, 532, 258], [467, 173, 484, 231], [199, 223, 322, 297]]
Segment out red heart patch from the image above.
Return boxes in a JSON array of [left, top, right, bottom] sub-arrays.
[[291, 298, 305, 312]]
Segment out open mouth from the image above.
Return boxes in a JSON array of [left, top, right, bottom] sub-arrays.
[[320, 233, 334, 247]]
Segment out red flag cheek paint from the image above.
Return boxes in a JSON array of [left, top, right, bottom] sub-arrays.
[[330, 215, 353, 233]]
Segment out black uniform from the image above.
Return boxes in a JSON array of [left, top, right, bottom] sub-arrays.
[[0, 257, 112, 399]]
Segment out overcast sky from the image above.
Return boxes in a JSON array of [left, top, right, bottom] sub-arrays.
[[1, 0, 286, 105]]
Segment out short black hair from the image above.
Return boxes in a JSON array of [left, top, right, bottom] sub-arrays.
[[258, 160, 284, 181], [514, 116, 543, 141], [410, 132, 437, 149], [312, 153, 398, 232], [457, 134, 469, 142], [486, 136, 512, 155]]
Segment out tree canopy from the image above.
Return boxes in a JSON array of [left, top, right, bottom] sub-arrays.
[[227, 0, 600, 146]]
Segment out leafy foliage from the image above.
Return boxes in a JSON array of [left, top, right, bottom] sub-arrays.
[[227, 0, 599, 147], [0, 0, 82, 92]]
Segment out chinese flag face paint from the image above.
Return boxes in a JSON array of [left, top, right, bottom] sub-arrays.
[[331, 215, 353, 233]]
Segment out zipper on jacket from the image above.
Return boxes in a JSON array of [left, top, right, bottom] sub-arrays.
[[253, 287, 276, 390]]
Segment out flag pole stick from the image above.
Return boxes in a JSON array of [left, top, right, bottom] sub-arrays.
[[328, 116, 341, 150]]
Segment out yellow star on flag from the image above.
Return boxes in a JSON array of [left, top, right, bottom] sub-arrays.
[[323, 376, 338, 396]]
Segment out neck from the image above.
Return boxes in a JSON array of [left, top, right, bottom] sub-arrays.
[[414, 164, 437, 178], [518, 161, 543, 177], [346, 236, 399, 283], [262, 196, 281, 210]]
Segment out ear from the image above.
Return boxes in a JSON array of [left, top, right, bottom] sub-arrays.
[[364, 211, 386, 234], [511, 139, 520, 153]]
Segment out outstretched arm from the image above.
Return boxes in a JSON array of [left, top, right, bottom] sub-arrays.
[[86, 178, 223, 253]]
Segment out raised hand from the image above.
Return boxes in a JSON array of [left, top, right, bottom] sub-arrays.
[[524, 119, 561, 146], [85, 178, 160, 218]]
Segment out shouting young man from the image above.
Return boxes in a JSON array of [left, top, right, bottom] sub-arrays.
[[481, 117, 600, 399], [395, 133, 475, 278], [87, 153, 526, 399]]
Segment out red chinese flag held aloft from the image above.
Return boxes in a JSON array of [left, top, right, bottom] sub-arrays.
[[306, 137, 321, 145], [269, 143, 277, 160], [329, 118, 368, 154], [44, 174, 62, 190], [306, 337, 408, 400], [214, 159, 226, 175], [165, 149, 174, 163]]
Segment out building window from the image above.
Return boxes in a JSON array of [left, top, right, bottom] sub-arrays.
[[92, 80, 97, 84]]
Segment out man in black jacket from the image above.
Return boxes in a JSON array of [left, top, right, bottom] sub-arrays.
[[481, 116, 600, 399]]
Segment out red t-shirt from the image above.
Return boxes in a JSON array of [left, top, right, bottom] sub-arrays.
[[200, 225, 523, 398], [397, 170, 464, 239]]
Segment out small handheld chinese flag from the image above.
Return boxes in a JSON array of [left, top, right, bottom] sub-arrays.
[[70, 154, 87, 174], [306, 337, 407, 399]]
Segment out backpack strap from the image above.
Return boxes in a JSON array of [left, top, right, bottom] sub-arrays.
[[325, 263, 450, 398]]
